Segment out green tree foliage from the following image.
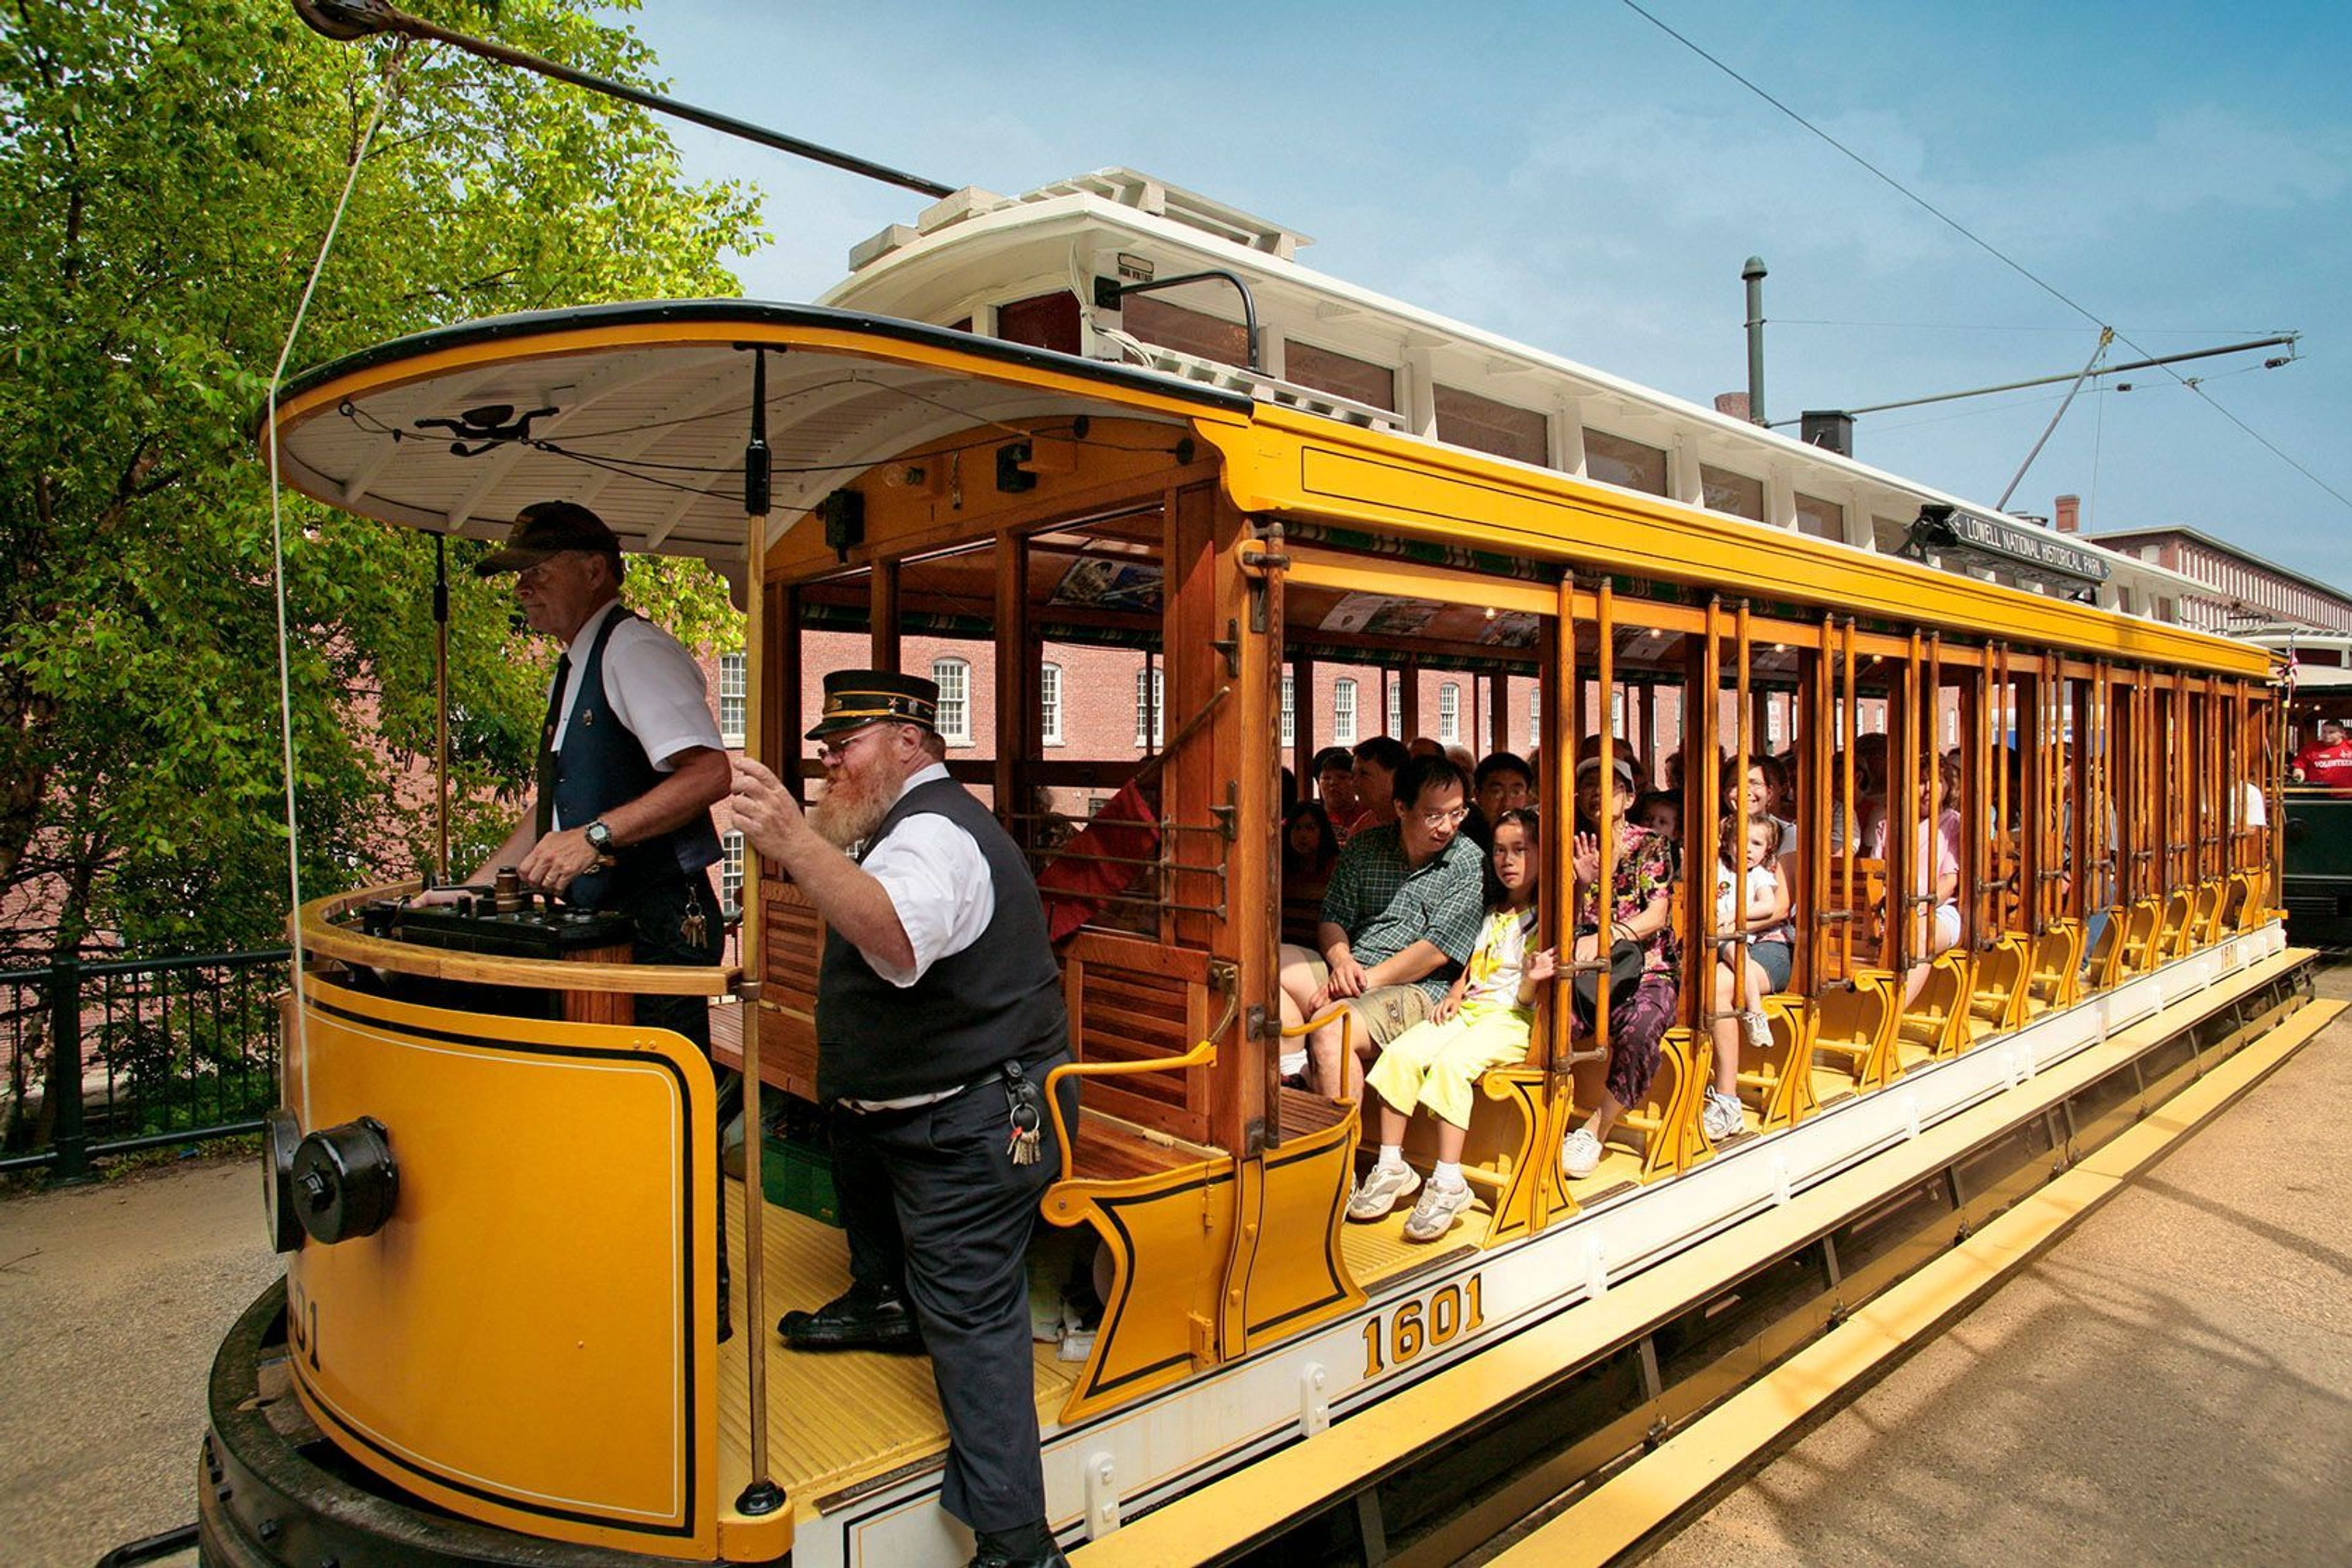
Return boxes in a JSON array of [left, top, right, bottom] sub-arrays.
[[0, 0, 763, 960]]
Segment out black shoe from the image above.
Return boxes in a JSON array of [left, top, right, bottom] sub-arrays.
[[778, 1281, 922, 1351], [969, 1520, 1067, 1568]]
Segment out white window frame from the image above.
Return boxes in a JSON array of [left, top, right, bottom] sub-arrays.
[[1438, 681, 1460, 745], [720, 829, 746, 916], [1280, 670, 1295, 747], [1039, 662, 1064, 747], [932, 656, 973, 745], [1333, 677, 1359, 745], [1134, 666, 1164, 748], [718, 652, 747, 747], [1387, 680, 1403, 739]]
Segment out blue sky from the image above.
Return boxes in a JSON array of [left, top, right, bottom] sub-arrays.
[[611, 1, 2352, 589]]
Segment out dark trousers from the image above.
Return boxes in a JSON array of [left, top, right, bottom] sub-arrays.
[[829, 1054, 1077, 1532], [622, 867, 725, 1051]]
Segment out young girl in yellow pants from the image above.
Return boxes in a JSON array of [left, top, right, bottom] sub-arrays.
[[1346, 808, 1556, 1242]]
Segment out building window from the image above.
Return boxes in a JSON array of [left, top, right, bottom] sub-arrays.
[[720, 830, 746, 916], [1529, 684, 1542, 737], [1134, 666, 1164, 748], [1039, 662, 1063, 745], [1438, 682, 1460, 744], [1333, 678, 1358, 745], [1387, 681, 1403, 738], [718, 652, 747, 746], [1280, 670, 1295, 747], [933, 656, 972, 745]]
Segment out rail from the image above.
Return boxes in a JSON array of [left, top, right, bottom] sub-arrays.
[[1043, 962, 1237, 1182], [0, 948, 289, 1179]]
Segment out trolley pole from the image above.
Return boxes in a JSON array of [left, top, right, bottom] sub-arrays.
[[1743, 256, 1768, 428]]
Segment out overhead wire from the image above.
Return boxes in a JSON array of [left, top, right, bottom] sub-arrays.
[[1618, 0, 2349, 517]]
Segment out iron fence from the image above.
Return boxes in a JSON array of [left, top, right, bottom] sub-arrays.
[[0, 949, 288, 1180]]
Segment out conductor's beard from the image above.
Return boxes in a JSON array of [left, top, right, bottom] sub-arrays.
[[812, 767, 894, 853]]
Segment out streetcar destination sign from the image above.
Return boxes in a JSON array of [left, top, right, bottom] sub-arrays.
[[1907, 503, 2111, 586]]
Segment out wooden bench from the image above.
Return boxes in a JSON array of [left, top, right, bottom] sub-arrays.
[[2154, 887, 2198, 965], [1727, 992, 1822, 1133], [1896, 948, 1977, 1059], [2114, 896, 2167, 979], [2024, 919, 2084, 1014], [1969, 930, 2035, 1035], [1813, 970, 1902, 1090]]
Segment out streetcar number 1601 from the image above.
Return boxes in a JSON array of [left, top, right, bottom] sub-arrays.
[[1362, 1273, 1484, 1380]]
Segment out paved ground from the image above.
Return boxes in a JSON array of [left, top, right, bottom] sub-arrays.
[[0, 1159, 279, 1568], [0, 968, 2345, 1568], [1648, 960, 2352, 1568]]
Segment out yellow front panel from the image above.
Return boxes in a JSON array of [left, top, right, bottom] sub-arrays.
[[285, 977, 718, 1558]]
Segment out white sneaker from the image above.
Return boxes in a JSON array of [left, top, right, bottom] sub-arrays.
[[1401, 1179, 1475, 1243], [1743, 1009, 1772, 1049], [1346, 1160, 1422, 1221], [1559, 1126, 1603, 1180], [1703, 1088, 1744, 1142]]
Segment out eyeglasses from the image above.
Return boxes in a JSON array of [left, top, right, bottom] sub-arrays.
[[1414, 806, 1469, 827], [815, 725, 892, 766]]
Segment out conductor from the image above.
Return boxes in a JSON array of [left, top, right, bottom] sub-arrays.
[[729, 669, 1075, 1568]]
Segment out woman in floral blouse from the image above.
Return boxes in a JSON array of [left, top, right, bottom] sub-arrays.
[[1561, 754, 1682, 1178]]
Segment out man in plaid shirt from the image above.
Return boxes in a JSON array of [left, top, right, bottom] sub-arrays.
[[1277, 754, 1487, 1100]]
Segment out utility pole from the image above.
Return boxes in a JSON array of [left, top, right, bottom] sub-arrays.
[[1742, 257, 1768, 427]]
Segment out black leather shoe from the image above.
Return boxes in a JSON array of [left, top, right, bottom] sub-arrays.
[[778, 1281, 922, 1351], [969, 1520, 1067, 1568]]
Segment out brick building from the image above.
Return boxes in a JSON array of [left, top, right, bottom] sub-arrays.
[[2070, 494, 2352, 646]]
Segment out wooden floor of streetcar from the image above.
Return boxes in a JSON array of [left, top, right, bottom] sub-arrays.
[[712, 1184, 1083, 1510]]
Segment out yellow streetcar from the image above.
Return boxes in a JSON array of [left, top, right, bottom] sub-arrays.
[[204, 25, 2316, 1568]]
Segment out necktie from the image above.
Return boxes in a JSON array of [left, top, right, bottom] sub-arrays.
[[533, 651, 571, 839]]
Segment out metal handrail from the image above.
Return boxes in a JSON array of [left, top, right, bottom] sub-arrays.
[[1042, 965, 1238, 1183]]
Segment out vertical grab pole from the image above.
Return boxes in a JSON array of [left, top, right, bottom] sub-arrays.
[[1697, 599, 1725, 1038], [1594, 579, 1618, 1063], [1995, 644, 2012, 933], [433, 533, 451, 883], [1548, 576, 1577, 1087], [1839, 621, 1857, 981], [1928, 631, 1947, 946], [734, 347, 786, 1517], [1807, 614, 1836, 990], [1732, 601, 1753, 1014]]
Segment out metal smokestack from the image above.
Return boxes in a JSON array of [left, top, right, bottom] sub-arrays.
[[1742, 256, 1768, 428]]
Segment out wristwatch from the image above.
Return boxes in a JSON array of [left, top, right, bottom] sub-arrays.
[[584, 820, 616, 856]]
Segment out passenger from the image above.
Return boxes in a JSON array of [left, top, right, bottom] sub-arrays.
[[1312, 746, 1360, 842], [1570, 752, 1639, 835], [1558, 758, 1682, 1179], [1630, 790, 1681, 848], [2291, 718, 2352, 793], [1663, 747, 1688, 794], [1703, 812, 1791, 1143], [1346, 807, 1556, 1242], [1280, 764, 1297, 817], [1725, 752, 1800, 890], [1277, 756, 1486, 1101], [1475, 751, 1535, 821], [1281, 801, 1341, 946], [1831, 732, 1890, 854], [1878, 753, 1962, 1007], [1347, 736, 1411, 839], [1446, 743, 1477, 775], [1407, 736, 1446, 763]]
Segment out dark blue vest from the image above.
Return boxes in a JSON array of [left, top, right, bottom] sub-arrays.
[[552, 606, 723, 911], [816, 778, 1069, 1103]]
